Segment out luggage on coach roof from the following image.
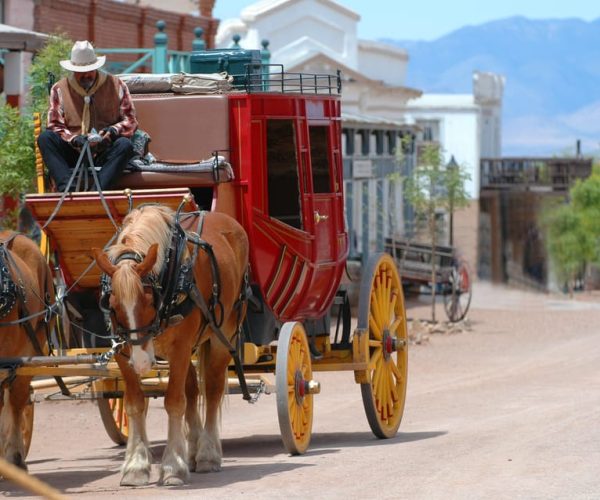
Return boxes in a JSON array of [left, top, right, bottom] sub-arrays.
[[190, 49, 262, 87]]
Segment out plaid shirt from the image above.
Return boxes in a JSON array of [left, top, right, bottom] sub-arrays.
[[47, 76, 137, 142]]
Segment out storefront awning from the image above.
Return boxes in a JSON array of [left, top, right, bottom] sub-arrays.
[[0, 23, 49, 52]]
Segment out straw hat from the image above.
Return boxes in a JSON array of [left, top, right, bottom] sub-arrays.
[[60, 41, 106, 72]]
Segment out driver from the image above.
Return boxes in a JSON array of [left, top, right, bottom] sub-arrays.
[[37, 40, 137, 191]]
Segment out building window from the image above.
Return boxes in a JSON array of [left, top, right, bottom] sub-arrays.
[[266, 119, 302, 229], [0, 0, 4, 23], [417, 120, 440, 143], [309, 126, 332, 193]]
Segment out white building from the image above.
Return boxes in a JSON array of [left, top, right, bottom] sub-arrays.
[[404, 72, 505, 199]]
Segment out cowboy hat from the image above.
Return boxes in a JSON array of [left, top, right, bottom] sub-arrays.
[[60, 40, 106, 72]]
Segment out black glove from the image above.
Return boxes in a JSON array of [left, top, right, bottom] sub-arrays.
[[101, 127, 119, 143], [71, 135, 87, 149]]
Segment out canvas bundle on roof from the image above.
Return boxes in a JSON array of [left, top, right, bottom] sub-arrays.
[[119, 72, 234, 94]]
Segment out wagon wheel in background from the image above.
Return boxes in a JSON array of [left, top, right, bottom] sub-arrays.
[[276, 322, 320, 455], [443, 259, 472, 322], [21, 394, 34, 458], [356, 253, 408, 439], [93, 378, 149, 445]]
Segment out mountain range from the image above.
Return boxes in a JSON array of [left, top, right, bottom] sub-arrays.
[[382, 16, 600, 157]]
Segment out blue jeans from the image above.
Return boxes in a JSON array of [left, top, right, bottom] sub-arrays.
[[38, 130, 133, 191]]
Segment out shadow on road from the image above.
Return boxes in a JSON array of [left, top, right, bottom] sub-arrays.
[[1, 468, 117, 496], [1, 431, 446, 494]]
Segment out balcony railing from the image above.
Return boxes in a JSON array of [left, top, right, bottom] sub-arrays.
[[480, 157, 592, 191]]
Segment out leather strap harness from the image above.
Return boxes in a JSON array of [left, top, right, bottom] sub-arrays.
[[100, 208, 252, 401], [0, 233, 64, 393]]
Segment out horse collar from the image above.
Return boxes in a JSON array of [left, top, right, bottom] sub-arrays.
[[113, 251, 144, 265]]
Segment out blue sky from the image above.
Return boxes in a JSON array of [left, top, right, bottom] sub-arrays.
[[213, 0, 599, 41]]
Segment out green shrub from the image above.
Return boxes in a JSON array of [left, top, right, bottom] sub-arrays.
[[0, 104, 35, 196], [28, 33, 72, 118]]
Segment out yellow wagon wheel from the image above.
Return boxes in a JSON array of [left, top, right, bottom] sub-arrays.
[[276, 322, 319, 455], [21, 398, 34, 458], [357, 253, 408, 438], [93, 379, 148, 445]]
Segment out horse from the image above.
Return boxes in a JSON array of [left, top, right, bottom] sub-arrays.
[[0, 231, 55, 469], [93, 205, 249, 486]]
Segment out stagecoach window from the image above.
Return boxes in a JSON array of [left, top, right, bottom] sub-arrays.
[[309, 126, 332, 193], [266, 119, 302, 230]]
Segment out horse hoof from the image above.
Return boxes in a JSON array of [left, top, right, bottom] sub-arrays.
[[194, 461, 221, 473], [163, 475, 185, 486], [11, 453, 27, 471], [120, 471, 150, 487]]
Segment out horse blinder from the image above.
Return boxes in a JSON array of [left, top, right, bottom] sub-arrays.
[[99, 252, 163, 345]]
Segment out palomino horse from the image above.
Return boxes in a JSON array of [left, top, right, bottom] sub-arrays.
[[93, 205, 249, 486], [0, 231, 54, 469]]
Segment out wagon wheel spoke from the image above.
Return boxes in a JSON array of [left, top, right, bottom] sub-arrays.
[[357, 254, 408, 439], [276, 322, 316, 455]]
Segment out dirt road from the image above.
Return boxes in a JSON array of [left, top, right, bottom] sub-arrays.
[[3, 283, 600, 499]]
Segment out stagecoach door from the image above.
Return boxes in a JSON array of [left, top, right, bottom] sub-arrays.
[[253, 112, 344, 320], [305, 123, 338, 263]]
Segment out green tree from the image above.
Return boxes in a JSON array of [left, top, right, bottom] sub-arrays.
[[0, 103, 35, 196], [544, 165, 600, 294], [28, 33, 72, 117], [0, 34, 71, 228], [403, 144, 471, 321], [543, 202, 590, 296]]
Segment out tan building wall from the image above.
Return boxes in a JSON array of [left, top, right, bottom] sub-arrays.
[[452, 199, 479, 279]]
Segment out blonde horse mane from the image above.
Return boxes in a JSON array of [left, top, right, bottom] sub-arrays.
[[107, 205, 174, 305]]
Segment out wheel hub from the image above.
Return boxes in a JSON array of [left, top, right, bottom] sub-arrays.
[[383, 330, 397, 359], [295, 369, 305, 403], [294, 370, 321, 403]]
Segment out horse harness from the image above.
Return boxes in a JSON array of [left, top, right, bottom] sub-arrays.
[[0, 233, 59, 390], [100, 211, 253, 400]]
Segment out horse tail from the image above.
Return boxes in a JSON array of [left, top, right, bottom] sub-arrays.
[[195, 337, 229, 426]]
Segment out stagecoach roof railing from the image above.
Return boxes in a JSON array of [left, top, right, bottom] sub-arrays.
[[232, 64, 342, 95]]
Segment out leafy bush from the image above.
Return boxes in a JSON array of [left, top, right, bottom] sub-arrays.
[[0, 104, 35, 195], [0, 34, 72, 199], [544, 163, 600, 293], [28, 33, 72, 118]]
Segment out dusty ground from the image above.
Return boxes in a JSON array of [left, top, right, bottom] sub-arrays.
[[2, 282, 600, 499]]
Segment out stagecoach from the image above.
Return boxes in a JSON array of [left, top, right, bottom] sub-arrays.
[[2, 52, 408, 473]]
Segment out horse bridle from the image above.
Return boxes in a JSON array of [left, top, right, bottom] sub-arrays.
[[100, 251, 163, 346]]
